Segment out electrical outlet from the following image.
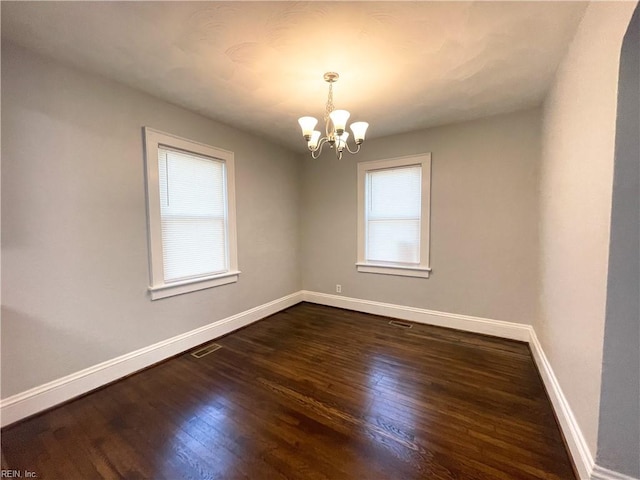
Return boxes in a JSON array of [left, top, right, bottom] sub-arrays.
[[336, 284, 342, 293]]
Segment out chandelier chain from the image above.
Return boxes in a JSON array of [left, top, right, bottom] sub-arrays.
[[324, 82, 335, 121]]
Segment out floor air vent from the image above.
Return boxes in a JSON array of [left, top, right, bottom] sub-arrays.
[[389, 320, 413, 329], [191, 343, 222, 358]]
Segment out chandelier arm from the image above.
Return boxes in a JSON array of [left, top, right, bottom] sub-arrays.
[[310, 137, 330, 159], [308, 136, 329, 153], [344, 141, 362, 155]]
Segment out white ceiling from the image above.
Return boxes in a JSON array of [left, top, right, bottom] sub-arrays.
[[1, 1, 588, 152]]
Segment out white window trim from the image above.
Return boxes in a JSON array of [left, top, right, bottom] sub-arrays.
[[356, 153, 432, 278], [143, 127, 240, 300]]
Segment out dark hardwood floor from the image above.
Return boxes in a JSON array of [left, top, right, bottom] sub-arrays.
[[2, 302, 576, 479]]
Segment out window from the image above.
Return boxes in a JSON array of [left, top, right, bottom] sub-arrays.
[[143, 128, 239, 300], [357, 153, 432, 278]]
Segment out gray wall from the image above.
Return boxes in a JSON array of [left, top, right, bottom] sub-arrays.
[[537, 1, 637, 457], [597, 4, 640, 477], [1, 42, 301, 398], [301, 108, 541, 325]]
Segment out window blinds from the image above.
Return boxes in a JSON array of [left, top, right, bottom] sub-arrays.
[[158, 147, 228, 282], [365, 165, 422, 265]]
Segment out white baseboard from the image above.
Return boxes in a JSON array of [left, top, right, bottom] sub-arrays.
[[301, 290, 532, 341], [528, 329, 594, 479], [592, 465, 640, 480], [0, 291, 303, 428]]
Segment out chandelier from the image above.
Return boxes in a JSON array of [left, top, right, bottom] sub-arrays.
[[298, 72, 369, 160]]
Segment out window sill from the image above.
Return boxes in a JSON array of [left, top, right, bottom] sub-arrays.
[[356, 263, 431, 278], [149, 271, 241, 300]]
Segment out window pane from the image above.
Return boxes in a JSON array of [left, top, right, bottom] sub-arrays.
[[365, 165, 422, 265], [159, 149, 225, 217], [367, 219, 420, 264], [158, 147, 228, 282], [368, 166, 421, 218], [161, 218, 226, 281]]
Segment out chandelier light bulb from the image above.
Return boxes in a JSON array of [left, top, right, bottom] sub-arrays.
[[336, 132, 350, 151], [298, 116, 318, 140], [329, 109, 350, 135], [350, 121, 369, 144], [308, 130, 321, 149]]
